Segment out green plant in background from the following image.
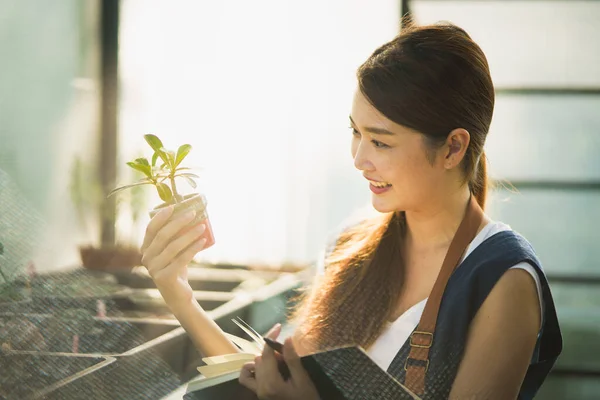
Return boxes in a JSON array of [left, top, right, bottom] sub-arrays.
[[108, 134, 199, 204], [70, 153, 148, 244], [69, 156, 103, 241]]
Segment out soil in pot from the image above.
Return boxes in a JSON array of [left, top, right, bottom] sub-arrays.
[[0, 282, 27, 302], [0, 318, 47, 352], [0, 312, 177, 355], [0, 353, 111, 399], [23, 272, 131, 313], [0, 281, 32, 313]]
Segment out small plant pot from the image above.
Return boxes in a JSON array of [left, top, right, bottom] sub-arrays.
[[80, 245, 142, 272], [149, 193, 215, 250]]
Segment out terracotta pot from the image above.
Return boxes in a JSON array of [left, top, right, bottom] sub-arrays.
[[149, 193, 215, 249], [79, 245, 142, 272]]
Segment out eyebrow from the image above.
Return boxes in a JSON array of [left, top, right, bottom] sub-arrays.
[[349, 115, 396, 136]]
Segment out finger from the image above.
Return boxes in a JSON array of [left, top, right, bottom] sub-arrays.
[[146, 224, 206, 275], [142, 209, 197, 262], [141, 205, 174, 253], [265, 323, 282, 340], [239, 362, 258, 393], [152, 238, 207, 282], [282, 338, 307, 382], [256, 345, 283, 384], [255, 348, 285, 399]]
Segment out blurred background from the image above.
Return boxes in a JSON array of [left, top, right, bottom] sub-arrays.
[[0, 0, 599, 398]]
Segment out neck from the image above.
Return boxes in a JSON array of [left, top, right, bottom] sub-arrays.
[[404, 186, 474, 252]]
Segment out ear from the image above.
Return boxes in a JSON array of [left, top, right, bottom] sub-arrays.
[[443, 128, 470, 170]]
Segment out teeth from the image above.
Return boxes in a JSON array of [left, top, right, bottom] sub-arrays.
[[370, 181, 391, 188]]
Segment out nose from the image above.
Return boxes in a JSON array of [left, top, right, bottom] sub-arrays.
[[352, 139, 374, 172]]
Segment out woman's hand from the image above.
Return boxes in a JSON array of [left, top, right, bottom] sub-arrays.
[[239, 325, 320, 400], [140, 206, 208, 308]]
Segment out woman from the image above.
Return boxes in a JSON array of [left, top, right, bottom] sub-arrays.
[[141, 21, 562, 399]]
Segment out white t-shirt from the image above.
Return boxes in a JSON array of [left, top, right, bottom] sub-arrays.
[[365, 221, 544, 371]]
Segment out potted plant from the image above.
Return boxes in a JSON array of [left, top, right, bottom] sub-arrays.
[[109, 134, 215, 249], [70, 155, 144, 271]]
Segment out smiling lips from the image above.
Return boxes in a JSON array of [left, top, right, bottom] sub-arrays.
[[367, 179, 392, 194]]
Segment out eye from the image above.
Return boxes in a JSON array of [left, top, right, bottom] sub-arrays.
[[349, 126, 360, 137], [372, 139, 390, 149]]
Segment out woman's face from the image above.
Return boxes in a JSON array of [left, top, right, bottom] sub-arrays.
[[350, 89, 451, 214]]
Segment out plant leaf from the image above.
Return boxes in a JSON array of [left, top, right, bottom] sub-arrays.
[[135, 157, 150, 166], [145, 135, 170, 166], [156, 182, 173, 203], [155, 149, 170, 166], [181, 175, 197, 189], [151, 152, 160, 167], [175, 144, 192, 167], [144, 134, 165, 153], [126, 161, 152, 179], [108, 179, 154, 197], [161, 149, 176, 169], [174, 172, 200, 180]]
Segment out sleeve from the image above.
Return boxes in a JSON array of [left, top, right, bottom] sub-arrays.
[[508, 261, 544, 330]]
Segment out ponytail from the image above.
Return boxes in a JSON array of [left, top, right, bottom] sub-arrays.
[[470, 151, 488, 210]]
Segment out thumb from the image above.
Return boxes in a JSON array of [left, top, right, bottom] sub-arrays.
[[154, 204, 175, 223]]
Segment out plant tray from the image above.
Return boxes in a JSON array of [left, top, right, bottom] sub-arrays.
[[0, 353, 114, 399]]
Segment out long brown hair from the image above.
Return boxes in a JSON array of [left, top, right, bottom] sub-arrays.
[[291, 21, 495, 352]]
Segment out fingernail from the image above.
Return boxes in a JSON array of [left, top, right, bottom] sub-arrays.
[[195, 224, 206, 233], [160, 205, 174, 216], [183, 210, 196, 220]]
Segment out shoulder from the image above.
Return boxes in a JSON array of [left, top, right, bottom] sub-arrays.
[[483, 267, 541, 326], [463, 267, 541, 374], [443, 224, 547, 327], [460, 223, 541, 276], [449, 267, 541, 397]]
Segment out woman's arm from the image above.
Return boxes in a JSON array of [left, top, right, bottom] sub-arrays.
[[449, 268, 541, 399], [168, 296, 239, 357], [141, 206, 239, 357]]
